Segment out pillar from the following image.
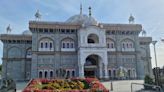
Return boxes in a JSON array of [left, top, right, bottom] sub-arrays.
[[2, 60, 7, 78], [79, 64, 84, 78], [104, 64, 109, 79], [99, 63, 103, 78], [31, 54, 38, 78]]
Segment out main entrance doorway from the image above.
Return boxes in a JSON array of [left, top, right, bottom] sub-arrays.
[[84, 69, 95, 77], [84, 55, 99, 78]]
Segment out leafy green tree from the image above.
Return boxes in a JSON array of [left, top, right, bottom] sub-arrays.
[[144, 75, 154, 90]]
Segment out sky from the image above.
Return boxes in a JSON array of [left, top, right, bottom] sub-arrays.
[[0, 0, 164, 68]]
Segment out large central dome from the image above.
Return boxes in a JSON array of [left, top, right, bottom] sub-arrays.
[[66, 14, 98, 26], [66, 5, 98, 26]]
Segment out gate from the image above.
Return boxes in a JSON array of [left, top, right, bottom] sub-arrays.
[[131, 83, 163, 92]]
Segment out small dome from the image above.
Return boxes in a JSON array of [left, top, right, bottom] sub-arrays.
[[141, 30, 147, 37], [66, 14, 98, 26], [22, 30, 32, 35]]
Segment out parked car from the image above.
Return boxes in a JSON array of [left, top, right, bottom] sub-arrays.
[[0, 78, 16, 92]]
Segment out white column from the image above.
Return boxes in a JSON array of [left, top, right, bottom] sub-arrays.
[[70, 70, 72, 78], [132, 70, 135, 78], [79, 64, 84, 78], [134, 70, 136, 78], [99, 63, 103, 78], [111, 69, 113, 78], [47, 71, 49, 78], [104, 64, 109, 79], [130, 70, 132, 78]]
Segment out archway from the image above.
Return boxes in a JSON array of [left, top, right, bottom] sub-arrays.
[[87, 34, 99, 43], [84, 55, 102, 78]]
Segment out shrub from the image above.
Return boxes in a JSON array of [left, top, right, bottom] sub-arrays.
[[144, 75, 154, 90]]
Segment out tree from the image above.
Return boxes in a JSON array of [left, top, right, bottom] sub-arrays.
[[144, 75, 154, 90], [0, 64, 2, 72]]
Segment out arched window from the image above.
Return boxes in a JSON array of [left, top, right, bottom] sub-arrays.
[[133, 69, 136, 78], [56, 70, 59, 77], [107, 39, 115, 51], [66, 43, 69, 48], [61, 38, 75, 51], [113, 70, 116, 78], [121, 39, 134, 51], [126, 43, 129, 48], [108, 70, 111, 77], [128, 70, 131, 78], [88, 39, 95, 43], [39, 38, 54, 51], [71, 43, 74, 48], [26, 48, 32, 58], [45, 71, 48, 78], [87, 34, 99, 43], [50, 42, 52, 49], [41, 42, 43, 48], [50, 71, 53, 78], [123, 43, 125, 48], [72, 71, 75, 77], [67, 71, 70, 78], [39, 71, 42, 78], [129, 43, 133, 48], [111, 43, 114, 48], [45, 42, 48, 48]]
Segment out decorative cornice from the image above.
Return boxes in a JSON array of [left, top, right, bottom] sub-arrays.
[[0, 34, 32, 41], [101, 23, 142, 31], [139, 37, 152, 44], [29, 21, 142, 32]]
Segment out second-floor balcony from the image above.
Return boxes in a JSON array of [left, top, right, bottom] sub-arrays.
[[61, 48, 75, 51], [107, 48, 116, 51], [26, 55, 32, 58], [39, 48, 54, 51], [122, 48, 135, 52]]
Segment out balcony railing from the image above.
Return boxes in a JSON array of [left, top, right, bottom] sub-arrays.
[[39, 48, 54, 51], [107, 48, 116, 51], [122, 48, 135, 52], [26, 55, 32, 58], [61, 48, 75, 51]]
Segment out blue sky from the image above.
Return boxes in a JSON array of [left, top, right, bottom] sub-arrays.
[[0, 0, 164, 67]]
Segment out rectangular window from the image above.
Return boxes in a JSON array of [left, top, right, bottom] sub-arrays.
[[39, 28, 43, 32], [61, 29, 65, 33], [66, 29, 70, 34], [71, 29, 75, 33], [107, 43, 109, 48], [44, 29, 48, 33], [50, 29, 53, 33]]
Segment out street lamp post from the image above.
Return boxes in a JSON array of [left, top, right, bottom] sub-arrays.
[[152, 40, 159, 86]]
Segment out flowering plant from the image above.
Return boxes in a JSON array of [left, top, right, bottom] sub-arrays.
[[23, 78, 109, 92]]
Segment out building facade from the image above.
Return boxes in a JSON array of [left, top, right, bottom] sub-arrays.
[[0, 9, 153, 81]]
